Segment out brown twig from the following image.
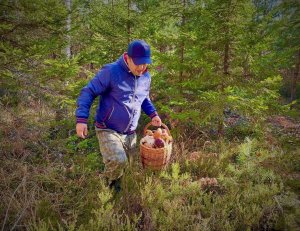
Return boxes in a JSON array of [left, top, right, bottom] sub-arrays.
[[2, 176, 26, 231]]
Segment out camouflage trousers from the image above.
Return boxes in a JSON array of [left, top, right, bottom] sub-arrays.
[[95, 128, 137, 182]]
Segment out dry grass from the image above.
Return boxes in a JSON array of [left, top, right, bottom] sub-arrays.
[[1, 102, 299, 230]]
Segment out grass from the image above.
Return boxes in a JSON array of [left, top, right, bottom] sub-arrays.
[[0, 102, 300, 230]]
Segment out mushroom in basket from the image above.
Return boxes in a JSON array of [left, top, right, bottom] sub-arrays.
[[153, 128, 165, 148], [141, 135, 155, 148]]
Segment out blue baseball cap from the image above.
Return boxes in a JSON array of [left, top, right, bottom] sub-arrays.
[[127, 40, 152, 65]]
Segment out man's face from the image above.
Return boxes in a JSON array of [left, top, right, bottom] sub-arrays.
[[127, 57, 148, 76]]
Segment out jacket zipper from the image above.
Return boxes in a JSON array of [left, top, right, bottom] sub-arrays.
[[107, 105, 114, 121], [124, 76, 137, 133]]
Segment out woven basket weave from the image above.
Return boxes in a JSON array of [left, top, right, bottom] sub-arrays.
[[140, 122, 173, 170]]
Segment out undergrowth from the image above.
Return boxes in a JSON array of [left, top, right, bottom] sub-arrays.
[[1, 103, 299, 231]]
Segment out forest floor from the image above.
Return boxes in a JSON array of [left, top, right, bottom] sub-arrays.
[[1, 103, 300, 230], [268, 115, 300, 139], [267, 115, 300, 193]]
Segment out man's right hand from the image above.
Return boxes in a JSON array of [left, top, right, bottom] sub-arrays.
[[76, 123, 88, 138]]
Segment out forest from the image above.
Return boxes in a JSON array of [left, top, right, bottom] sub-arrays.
[[0, 0, 300, 230]]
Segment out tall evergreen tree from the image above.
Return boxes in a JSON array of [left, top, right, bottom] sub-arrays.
[[271, 0, 300, 103]]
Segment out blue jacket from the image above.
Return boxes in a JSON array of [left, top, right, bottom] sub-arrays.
[[76, 54, 158, 134]]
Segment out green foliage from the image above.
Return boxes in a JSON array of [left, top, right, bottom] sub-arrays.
[[85, 152, 103, 172], [39, 58, 80, 83], [225, 122, 257, 140], [236, 137, 257, 164], [1, 0, 300, 230], [138, 158, 282, 230], [66, 134, 98, 155], [36, 199, 60, 225], [77, 190, 137, 231]]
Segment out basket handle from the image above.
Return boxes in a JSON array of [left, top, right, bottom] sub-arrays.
[[143, 122, 171, 136]]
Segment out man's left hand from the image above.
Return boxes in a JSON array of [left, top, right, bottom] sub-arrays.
[[151, 116, 162, 127]]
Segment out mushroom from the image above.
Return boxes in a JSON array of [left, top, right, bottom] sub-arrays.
[[145, 129, 153, 136], [153, 128, 163, 139], [154, 138, 165, 148], [141, 135, 155, 148]]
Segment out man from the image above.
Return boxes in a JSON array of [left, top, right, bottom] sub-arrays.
[[76, 40, 162, 192]]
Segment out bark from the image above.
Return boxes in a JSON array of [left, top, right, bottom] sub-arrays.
[[243, 55, 251, 79], [217, 118, 225, 138], [111, 0, 115, 61], [65, 0, 71, 59], [219, 1, 232, 138], [290, 49, 300, 103], [127, 0, 131, 44], [223, 41, 230, 75], [223, 1, 231, 77], [179, 0, 186, 81], [219, 27, 230, 138]]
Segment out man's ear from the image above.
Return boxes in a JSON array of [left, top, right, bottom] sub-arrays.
[[127, 56, 132, 64]]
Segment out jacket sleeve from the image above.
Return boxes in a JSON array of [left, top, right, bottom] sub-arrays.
[[141, 96, 158, 119], [76, 68, 110, 124], [141, 75, 158, 119]]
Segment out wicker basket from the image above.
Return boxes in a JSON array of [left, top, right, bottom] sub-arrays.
[[140, 122, 173, 170]]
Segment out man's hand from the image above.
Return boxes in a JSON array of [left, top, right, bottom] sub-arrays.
[[76, 123, 88, 138], [151, 116, 162, 127]]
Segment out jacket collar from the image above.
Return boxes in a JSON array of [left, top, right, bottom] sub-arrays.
[[116, 53, 131, 73]]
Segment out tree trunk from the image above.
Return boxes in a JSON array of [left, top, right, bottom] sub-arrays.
[[243, 54, 251, 79], [219, 1, 232, 138], [179, 0, 186, 82], [127, 0, 131, 44], [217, 38, 230, 138], [223, 41, 230, 75], [65, 0, 71, 59], [111, 0, 115, 61], [290, 49, 300, 103]]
